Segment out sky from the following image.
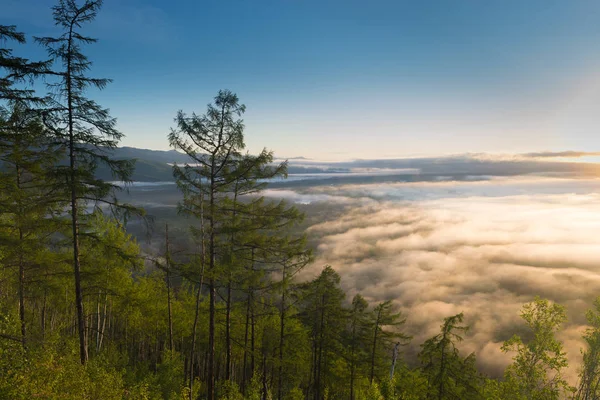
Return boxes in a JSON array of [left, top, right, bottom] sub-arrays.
[[4, 0, 600, 160]]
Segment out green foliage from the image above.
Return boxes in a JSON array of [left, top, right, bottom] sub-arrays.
[[245, 372, 263, 400], [363, 382, 384, 400], [0, 341, 122, 399], [502, 297, 573, 400], [285, 387, 304, 400], [393, 364, 429, 400], [0, 24, 48, 107], [419, 313, 482, 400], [217, 380, 244, 400], [369, 300, 410, 384], [298, 266, 347, 398], [576, 297, 600, 399]]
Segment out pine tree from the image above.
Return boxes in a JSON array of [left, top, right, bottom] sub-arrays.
[[347, 294, 370, 400], [419, 313, 482, 400], [169, 89, 245, 399], [169, 89, 303, 398], [298, 266, 346, 400], [368, 300, 409, 384], [0, 104, 65, 347], [35, 0, 136, 365], [0, 25, 48, 109]]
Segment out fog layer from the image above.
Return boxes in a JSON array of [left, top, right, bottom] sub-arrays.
[[272, 177, 600, 381]]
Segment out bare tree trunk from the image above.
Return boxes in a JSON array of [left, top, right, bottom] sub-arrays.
[[165, 224, 174, 352], [438, 336, 447, 400], [225, 187, 238, 382], [15, 163, 26, 349], [96, 295, 101, 352], [242, 295, 251, 394], [278, 265, 286, 400], [208, 276, 216, 398], [370, 307, 382, 384], [315, 294, 326, 400], [41, 289, 47, 341], [190, 193, 206, 400], [350, 318, 357, 400], [250, 249, 256, 378], [65, 23, 87, 365], [251, 297, 256, 376], [262, 354, 268, 400], [98, 294, 108, 351], [226, 280, 232, 380], [206, 169, 217, 400], [189, 283, 202, 399], [18, 228, 26, 348]]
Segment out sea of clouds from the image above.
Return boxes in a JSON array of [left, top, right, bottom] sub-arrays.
[[265, 176, 600, 382]]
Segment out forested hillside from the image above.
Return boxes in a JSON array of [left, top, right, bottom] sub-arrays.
[[2, 1, 600, 400]]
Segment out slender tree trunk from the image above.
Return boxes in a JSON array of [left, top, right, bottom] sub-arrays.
[[225, 280, 232, 380], [370, 308, 382, 384], [250, 248, 256, 377], [165, 224, 174, 352], [350, 322, 357, 400], [98, 294, 107, 351], [15, 163, 26, 349], [190, 283, 202, 399], [96, 295, 101, 352], [350, 363, 355, 400], [242, 294, 251, 394], [66, 23, 87, 365], [41, 289, 47, 341], [18, 227, 26, 348], [225, 188, 238, 381], [208, 178, 217, 400], [278, 265, 286, 400], [438, 338, 446, 400], [315, 294, 326, 400], [262, 354, 268, 400], [390, 342, 399, 380], [251, 296, 256, 376], [190, 195, 206, 400], [310, 328, 317, 398]]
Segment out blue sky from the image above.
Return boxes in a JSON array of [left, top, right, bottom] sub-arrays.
[[4, 0, 600, 159]]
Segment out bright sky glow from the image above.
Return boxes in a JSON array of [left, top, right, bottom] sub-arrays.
[[4, 0, 600, 160]]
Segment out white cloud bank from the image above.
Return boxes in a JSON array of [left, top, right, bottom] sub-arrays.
[[280, 178, 600, 382]]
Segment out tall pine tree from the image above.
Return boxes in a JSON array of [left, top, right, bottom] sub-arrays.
[[35, 0, 135, 364]]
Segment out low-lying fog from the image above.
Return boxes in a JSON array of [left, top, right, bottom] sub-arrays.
[[262, 175, 600, 382], [124, 172, 600, 382]]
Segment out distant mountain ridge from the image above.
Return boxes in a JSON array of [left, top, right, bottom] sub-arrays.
[[108, 147, 195, 165], [97, 147, 349, 181], [95, 147, 191, 182], [92, 146, 600, 182]]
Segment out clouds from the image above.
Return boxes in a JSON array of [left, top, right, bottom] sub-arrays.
[[290, 179, 600, 382], [521, 151, 600, 158]]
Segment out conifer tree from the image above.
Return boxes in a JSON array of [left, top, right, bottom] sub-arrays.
[[419, 313, 482, 400], [169, 89, 299, 399], [35, 0, 135, 365], [347, 294, 370, 400], [0, 25, 48, 108], [0, 104, 65, 347], [298, 266, 346, 400], [368, 300, 409, 384]]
